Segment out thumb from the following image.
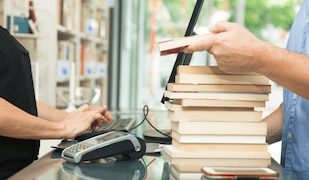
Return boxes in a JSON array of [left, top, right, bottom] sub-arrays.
[[209, 21, 233, 34]]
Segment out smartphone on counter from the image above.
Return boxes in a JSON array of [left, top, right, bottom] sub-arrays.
[[201, 167, 279, 180]]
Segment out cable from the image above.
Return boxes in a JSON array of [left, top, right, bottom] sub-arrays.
[[129, 105, 172, 140], [128, 105, 148, 131]]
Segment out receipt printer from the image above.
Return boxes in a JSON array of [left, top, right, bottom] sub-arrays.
[[61, 131, 146, 163]]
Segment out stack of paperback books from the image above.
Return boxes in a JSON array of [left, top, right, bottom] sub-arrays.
[[162, 65, 272, 180]]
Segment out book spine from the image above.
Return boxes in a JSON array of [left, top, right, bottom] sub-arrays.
[[175, 74, 270, 85], [167, 83, 271, 93], [171, 121, 267, 135], [164, 91, 269, 101], [177, 65, 259, 75], [168, 110, 263, 122], [171, 131, 266, 144]]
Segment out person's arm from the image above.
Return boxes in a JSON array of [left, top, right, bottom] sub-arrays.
[[36, 101, 68, 122], [0, 98, 107, 139], [265, 103, 284, 144], [36, 101, 113, 123], [184, 21, 309, 99]]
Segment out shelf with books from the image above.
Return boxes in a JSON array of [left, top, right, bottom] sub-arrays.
[[56, 0, 110, 109], [13, 33, 45, 39], [0, 0, 110, 108], [0, 0, 58, 104]]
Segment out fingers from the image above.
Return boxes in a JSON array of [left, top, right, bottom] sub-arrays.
[[75, 104, 91, 112], [95, 106, 113, 121], [74, 104, 113, 120], [89, 107, 113, 130], [183, 35, 214, 54], [183, 21, 237, 54], [67, 105, 114, 133]]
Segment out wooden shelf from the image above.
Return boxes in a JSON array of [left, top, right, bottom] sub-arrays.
[[1, 0, 110, 108]]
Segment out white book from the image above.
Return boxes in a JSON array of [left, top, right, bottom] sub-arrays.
[[163, 145, 271, 159], [170, 165, 202, 180], [171, 121, 267, 135], [168, 110, 263, 122], [164, 91, 269, 101], [171, 130, 266, 144], [175, 74, 270, 85], [173, 99, 266, 108]]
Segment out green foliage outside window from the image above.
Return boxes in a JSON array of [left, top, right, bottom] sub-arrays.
[[228, 0, 303, 39], [151, 0, 303, 40]]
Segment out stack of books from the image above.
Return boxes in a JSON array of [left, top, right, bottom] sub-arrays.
[[162, 65, 272, 179]]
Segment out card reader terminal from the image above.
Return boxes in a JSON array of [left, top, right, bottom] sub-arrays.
[[61, 131, 146, 163]]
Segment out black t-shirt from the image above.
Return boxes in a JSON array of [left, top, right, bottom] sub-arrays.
[[0, 26, 40, 179]]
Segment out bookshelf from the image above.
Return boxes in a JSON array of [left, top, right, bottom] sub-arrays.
[[0, 0, 110, 109]]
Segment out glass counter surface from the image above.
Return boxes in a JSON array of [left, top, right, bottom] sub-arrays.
[[8, 110, 292, 180], [8, 148, 290, 180]]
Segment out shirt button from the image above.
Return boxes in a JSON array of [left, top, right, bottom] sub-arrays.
[[288, 132, 292, 139], [306, 18, 309, 24], [293, 93, 297, 99]]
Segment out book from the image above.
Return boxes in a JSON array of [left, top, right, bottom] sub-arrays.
[[172, 140, 268, 152], [164, 91, 269, 101], [28, 19, 38, 34], [165, 101, 255, 111], [177, 65, 260, 75], [171, 121, 267, 135], [175, 74, 270, 85], [171, 164, 203, 174], [162, 145, 271, 167], [163, 144, 271, 159], [164, 157, 271, 171], [167, 83, 271, 93], [167, 109, 263, 122], [171, 130, 266, 144], [158, 34, 212, 56], [162, 145, 271, 159], [170, 165, 202, 180], [171, 99, 266, 108], [164, 99, 265, 111], [29, 0, 39, 34], [80, 45, 85, 75]]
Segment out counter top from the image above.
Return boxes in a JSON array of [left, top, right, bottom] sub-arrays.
[[8, 146, 289, 180], [8, 111, 291, 179]]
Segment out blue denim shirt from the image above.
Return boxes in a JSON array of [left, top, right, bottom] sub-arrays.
[[282, 0, 309, 178]]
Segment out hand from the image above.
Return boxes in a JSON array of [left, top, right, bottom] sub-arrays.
[[184, 21, 265, 74], [60, 104, 112, 139], [89, 105, 113, 130]]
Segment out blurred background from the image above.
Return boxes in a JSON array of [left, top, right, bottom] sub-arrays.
[[1, 0, 303, 161], [110, 0, 302, 110], [108, 0, 302, 163]]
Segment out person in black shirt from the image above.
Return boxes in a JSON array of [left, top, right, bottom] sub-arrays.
[[0, 26, 113, 179]]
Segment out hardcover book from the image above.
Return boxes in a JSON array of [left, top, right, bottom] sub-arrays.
[[175, 74, 270, 85], [171, 121, 267, 135], [158, 34, 211, 56], [167, 83, 271, 93], [170, 99, 266, 108], [164, 91, 269, 101], [171, 130, 266, 144], [177, 65, 259, 75], [172, 140, 268, 152], [167, 109, 263, 122], [162, 145, 271, 167]]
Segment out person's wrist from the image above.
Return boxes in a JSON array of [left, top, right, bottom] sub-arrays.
[[55, 123, 69, 139], [251, 40, 269, 74]]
